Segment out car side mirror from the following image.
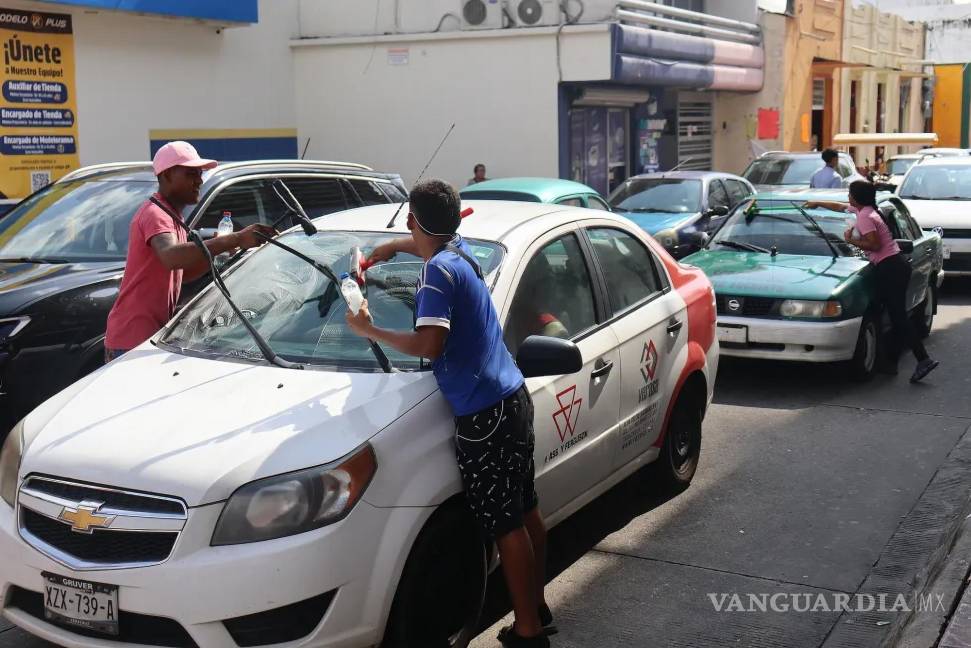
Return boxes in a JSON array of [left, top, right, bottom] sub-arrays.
[[516, 335, 583, 379], [686, 230, 711, 247], [706, 206, 729, 217], [896, 239, 914, 254]]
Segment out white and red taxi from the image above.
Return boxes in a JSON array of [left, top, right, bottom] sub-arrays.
[[0, 201, 717, 648]]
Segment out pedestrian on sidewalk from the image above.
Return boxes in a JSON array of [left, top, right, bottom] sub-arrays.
[[345, 179, 554, 647], [468, 163, 489, 186], [104, 141, 275, 361], [810, 149, 843, 189], [805, 181, 940, 383]]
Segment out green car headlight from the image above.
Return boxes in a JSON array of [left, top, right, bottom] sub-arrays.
[[0, 419, 24, 508], [779, 300, 842, 318]]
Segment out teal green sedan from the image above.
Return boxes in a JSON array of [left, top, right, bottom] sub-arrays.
[[460, 177, 611, 210], [682, 190, 943, 379]]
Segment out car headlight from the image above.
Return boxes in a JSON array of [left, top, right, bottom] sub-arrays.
[[0, 419, 24, 507], [211, 443, 377, 545], [654, 228, 679, 248], [0, 316, 30, 346], [779, 300, 842, 318]]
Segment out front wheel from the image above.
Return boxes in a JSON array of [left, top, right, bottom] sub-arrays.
[[382, 508, 487, 648], [848, 315, 877, 381]]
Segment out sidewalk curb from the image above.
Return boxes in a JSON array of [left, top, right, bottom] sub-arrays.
[[821, 422, 971, 647], [897, 513, 971, 647]]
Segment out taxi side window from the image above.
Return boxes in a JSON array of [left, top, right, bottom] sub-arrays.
[[837, 160, 855, 178], [587, 227, 664, 316], [504, 234, 598, 355], [196, 180, 267, 230], [556, 197, 585, 208], [276, 178, 350, 218]]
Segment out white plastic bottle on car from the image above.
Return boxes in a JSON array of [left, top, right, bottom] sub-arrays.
[[340, 272, 364, 315], [217, 211, 234, 237]]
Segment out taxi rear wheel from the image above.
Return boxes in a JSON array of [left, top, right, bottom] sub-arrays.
[[649, 392, 702, 492], [383, 506, 487, 648], [848, 315, 877, 381]]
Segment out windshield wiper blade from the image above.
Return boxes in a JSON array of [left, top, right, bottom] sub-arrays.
[[254, 233, 394, 373], [629, 207, 680, 213], [715, 239, 771, 254], [790, 201, 841, 259], [0, 256, 71, 264]]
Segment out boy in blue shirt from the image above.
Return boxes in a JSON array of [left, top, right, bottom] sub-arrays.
[[346, 180, 552, 647]]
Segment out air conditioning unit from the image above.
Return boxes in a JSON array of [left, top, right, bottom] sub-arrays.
[[460, 0, 503, 29], [514, 0, 562, 26]]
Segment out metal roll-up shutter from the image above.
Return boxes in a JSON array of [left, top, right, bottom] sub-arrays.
[[678, 94, 713, 171]]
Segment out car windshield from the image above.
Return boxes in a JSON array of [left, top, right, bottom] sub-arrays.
[[743, 158, 824, 186], [898, 165, 971, 200], [161, 230, 504, 372], [0, 178, 156, 262], [709, 204, 857, 257], [887, 158, 916, 176], [608, 178, 701, 213]]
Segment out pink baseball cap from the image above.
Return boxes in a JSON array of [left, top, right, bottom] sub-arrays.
[[152, 141, 217, 175]]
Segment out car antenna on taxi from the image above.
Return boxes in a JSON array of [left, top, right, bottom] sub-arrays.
[[386, 123, 456, 229]]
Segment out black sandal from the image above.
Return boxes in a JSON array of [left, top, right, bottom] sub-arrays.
[[498, 604, 558, 641], [497, 626, 551, 647]]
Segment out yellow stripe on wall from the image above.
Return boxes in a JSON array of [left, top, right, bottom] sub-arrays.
[[149, 128, 298, 140]]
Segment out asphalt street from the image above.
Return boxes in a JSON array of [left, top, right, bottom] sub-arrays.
[[3, 282, 971, 648]]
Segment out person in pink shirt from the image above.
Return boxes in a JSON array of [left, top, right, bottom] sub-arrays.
[[805, 181, 939, 383], [104, 141, 275, 361]]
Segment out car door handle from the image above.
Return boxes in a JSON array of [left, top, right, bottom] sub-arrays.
[[667, 319, 684, 335], [591, 358, 614, 379]]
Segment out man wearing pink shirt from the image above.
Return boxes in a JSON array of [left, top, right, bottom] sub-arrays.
[[806, 181, 939, 383], [104, 141, 274, 360]]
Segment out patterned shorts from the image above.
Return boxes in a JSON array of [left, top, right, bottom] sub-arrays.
[[454, 385, 538, 541]]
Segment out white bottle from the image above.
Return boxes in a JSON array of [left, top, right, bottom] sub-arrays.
[[340, 273, 364, 315], [217, 211, 234, 237]]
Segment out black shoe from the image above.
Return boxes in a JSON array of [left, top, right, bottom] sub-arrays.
[[498, 605, 558, 641], [910, 359, 940, 383], [497, 626, 551, 648]]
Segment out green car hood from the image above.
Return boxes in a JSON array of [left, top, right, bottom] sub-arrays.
[[682, 249, 872, 302]]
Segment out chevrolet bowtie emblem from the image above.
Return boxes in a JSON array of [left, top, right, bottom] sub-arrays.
[[58, 501, 114, 534]]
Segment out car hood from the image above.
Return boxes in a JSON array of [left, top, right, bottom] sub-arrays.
[[898, 199, 971, 229], [682, 250, 869, 300], [613, 210, 698, 234], [0, 260, 123, 314], [20, 347, 439, 506]]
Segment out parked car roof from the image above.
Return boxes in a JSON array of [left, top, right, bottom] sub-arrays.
[[624, 170, 741, 181], [914, 156, 971, 167], [460, 177, 600, 203]]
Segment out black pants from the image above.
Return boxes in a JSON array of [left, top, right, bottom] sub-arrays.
[[874, 253, 928, 364]]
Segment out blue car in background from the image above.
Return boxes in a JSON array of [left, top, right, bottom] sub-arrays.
[[460, 177, 611, 210], [608, 171, 756, 258]]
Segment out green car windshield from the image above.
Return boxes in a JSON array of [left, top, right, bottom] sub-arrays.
[[161, 230, 504, 371], [709, 203, 858, 257]]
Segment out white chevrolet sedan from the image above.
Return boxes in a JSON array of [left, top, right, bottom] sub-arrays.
[[0, 201, 718, 648]]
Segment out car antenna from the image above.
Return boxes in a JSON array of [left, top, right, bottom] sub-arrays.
[[668, 156, 699, 173], [387, 123, 456, 229]]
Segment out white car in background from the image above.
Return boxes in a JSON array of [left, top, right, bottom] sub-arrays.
[[897, 156, 971, 278], [0, 201, 718, 648]]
